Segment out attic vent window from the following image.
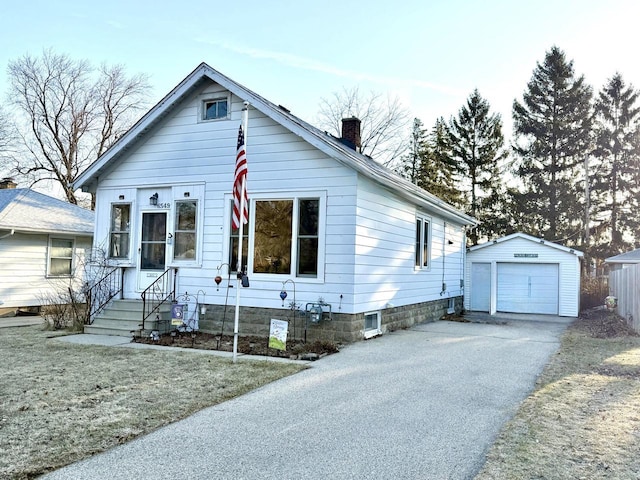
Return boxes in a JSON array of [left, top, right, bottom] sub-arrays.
[[202, 98, 228, 121]]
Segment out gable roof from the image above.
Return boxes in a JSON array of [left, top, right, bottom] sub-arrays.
[[468, 232, 584, 257], [0, 189, 94, 236], [605, 248, 640, 264], [74, 63, 475, 227]]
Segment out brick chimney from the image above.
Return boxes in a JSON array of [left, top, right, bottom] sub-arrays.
[[0, 178, 17, 189], [341, 117, 361, 151]]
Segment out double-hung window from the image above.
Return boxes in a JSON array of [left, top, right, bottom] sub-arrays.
[[48, 238, 74, 276], [202, 97, 228, 121], [415, 215, 430, 269], [228, 195, 322, 278], [174, 200, 197, 260], [109, 204, 130, 259]]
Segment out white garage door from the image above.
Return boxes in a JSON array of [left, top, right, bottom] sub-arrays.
[[470, 263, 491, 312], [497, 263, 559, 315]]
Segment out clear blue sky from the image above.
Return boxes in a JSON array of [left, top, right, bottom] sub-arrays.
[[2, 0, 640, 137]]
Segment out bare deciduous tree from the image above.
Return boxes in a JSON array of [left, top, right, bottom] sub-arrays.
[[316, 86, 410, 167], [6, 50, 150, 206]]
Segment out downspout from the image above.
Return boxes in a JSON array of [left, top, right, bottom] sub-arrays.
[[0, 229, 15, 240], [441, 222, 447, 295]]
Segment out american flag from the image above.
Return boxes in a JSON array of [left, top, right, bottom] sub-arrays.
[[232, 124, 248, 229]]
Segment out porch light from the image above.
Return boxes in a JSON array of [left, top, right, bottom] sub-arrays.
[[150, 192, 159, 206]]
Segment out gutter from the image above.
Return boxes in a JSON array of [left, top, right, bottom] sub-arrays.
[[0, 229, 15, 240]]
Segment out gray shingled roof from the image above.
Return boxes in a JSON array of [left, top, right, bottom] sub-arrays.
[[0, 189, 94, 235], [605, 248, 640, 264], [74, 63, 476, 227]]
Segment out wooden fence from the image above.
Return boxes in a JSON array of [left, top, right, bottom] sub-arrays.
[[609, 264, 640, 332]]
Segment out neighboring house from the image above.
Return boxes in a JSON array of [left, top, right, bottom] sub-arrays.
[[0, 179, 94, 314], [465, 232, 583, 317], [74, 63, 476, 342], [604, 249, 640, 272]]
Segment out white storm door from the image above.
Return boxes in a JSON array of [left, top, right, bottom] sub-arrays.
[[137, 211, 168, 291]]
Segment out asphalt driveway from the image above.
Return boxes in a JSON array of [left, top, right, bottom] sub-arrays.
[[41, 315, 572, 480]]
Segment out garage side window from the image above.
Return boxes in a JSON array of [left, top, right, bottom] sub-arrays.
[[415, 216, 430, 268]]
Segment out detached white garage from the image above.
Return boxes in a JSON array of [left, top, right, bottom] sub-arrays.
[[465, 233, 583, 317]]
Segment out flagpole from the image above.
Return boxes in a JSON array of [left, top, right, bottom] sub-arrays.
[[233, 102, 249, 363]]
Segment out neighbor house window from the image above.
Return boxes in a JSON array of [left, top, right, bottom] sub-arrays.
[[174, 200, 197, 260], [109, 204, 130, 258], [228, 196, 322, 277], [415, 215, 430, 268], [202, 98, 228, 121], [49, 238, 74, 276]]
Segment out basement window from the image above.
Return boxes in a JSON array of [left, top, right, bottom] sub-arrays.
[[364, 311, 381, 339]]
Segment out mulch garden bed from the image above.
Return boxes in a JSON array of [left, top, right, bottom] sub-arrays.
[[135, 331, 339, 360]]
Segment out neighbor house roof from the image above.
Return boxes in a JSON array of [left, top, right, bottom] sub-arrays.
[[604, 248, 640, 264], [468, 232, 584, 257], [73, 63, 476, 227], [0, 189, 94, 236]]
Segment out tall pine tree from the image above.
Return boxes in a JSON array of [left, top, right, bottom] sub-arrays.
[[449, 89, 507, 244], [399, 117, 462, 208], [512, 46, 593, 244], [591, 73, 640, 257]]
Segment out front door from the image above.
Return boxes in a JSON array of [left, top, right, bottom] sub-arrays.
[[138, 211, 167, 292]]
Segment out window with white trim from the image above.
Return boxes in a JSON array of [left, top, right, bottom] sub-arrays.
[[173, 200, 197, 260], [202, 97, 228, 121], [109, 204, 130, 258], [415, 215, 430, 268], [48, 238, 74, 276], [228, 195, 322, 278], [364, 311, 381, 338]]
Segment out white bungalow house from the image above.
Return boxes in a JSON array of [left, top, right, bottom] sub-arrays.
[[0, 179, 94, 315], [74, 63, 476, 342]]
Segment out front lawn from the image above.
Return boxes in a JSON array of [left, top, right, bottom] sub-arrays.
[[0, 326, 305, 479]]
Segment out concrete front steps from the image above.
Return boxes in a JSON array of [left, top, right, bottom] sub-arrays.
[[84, 299, 172, 337]]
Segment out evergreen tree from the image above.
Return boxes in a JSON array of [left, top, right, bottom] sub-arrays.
[[398, 117, 462, 208], [424, 118, 463, 208], [449, 89, 507, 244], [591, 73, 640, 257], [401, 118, 428, 185], [512, 46, 593, 244]]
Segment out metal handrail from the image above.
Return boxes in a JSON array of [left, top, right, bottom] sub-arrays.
[[85, 267, 124, 325], [141, 268, 178, 332]]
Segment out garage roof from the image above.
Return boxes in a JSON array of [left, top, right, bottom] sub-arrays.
[[468, 232, 583, 257]]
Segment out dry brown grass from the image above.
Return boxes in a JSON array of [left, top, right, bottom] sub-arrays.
[[476, 310, 640, 480], [0, 326, 305, 479]]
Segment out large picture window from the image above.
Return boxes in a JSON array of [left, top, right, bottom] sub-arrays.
[[109, 204, 130, 258], [415, 216, 430, 268], [174, 201, 197, 260], [228, 196, 322, 278], [49, 238, 74, 276]]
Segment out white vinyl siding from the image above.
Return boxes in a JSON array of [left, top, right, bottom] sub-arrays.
[[89, 78, 469, 317], [0, 232, 91, 308]]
